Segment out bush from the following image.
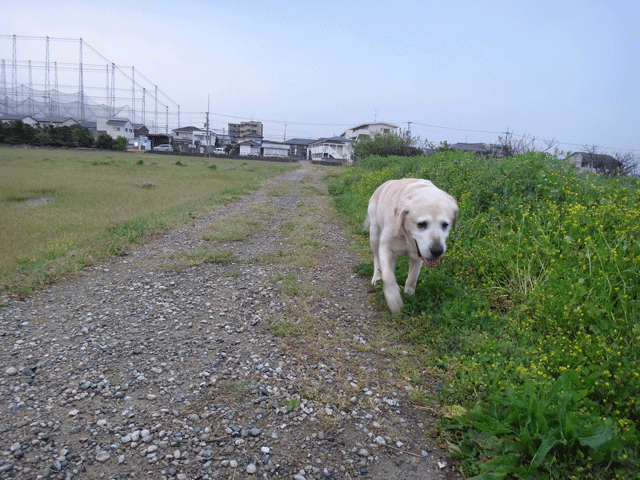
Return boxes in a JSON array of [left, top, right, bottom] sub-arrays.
[[329, 152, 640, 478], [95, 133, 114, 150], [113, 136, 128, 151], [351, 131, 423, 161]]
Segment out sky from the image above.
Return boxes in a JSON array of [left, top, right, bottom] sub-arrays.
[[1, 0, 639, 154]]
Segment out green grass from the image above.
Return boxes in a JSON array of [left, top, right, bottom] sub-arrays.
[[0, 147, 297, 294], [329, 152, 640, 479]]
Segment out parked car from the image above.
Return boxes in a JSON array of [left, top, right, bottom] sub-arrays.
[[214, 147, 227, 154], [153, 144, 173, 152]]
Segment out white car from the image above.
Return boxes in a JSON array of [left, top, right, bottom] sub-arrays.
[[153, 144, 173, 152]]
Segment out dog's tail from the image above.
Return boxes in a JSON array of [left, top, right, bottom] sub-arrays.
[[363, 215, 370, 230]]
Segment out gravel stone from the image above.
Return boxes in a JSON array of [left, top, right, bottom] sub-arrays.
[[0, 161, 458, 480]]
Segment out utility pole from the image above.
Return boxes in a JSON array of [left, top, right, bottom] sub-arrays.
[[206, 94, 210, 157], [407, 121, 411, 136]]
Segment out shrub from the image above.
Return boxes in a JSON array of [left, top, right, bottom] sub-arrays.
[[351, 131, 423, 161], [95, 133, 114, 150]]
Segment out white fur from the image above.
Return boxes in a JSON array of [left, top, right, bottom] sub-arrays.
[[365, 178, 458, 314]]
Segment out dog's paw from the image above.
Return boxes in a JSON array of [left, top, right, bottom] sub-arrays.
[[371, 270, 382, 285], [404, 285, 416, 295], [384, 284, 404, 314]]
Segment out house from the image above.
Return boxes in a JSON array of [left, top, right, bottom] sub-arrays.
[[172, 126, 213, 148], [0, 114, 39, 127], [34, 116, 79, 129], [569, 152, 621, 174], [342, 122, 399, 141], [308, 136, 353, 164], [133, 123, 149, 137], [261, 141, 289, 158], [451, 143, 491, 155], [285, 138, 315, 159], [238, 140, 260, 156], [96, 117, 135, 140], [80, 120, 97, 133]]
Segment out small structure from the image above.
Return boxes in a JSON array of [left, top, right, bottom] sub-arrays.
[[261, 141, 289, 158], [308, 136, 353, 164], [342, 122, 399, 141], [239, 140, 261, 156]]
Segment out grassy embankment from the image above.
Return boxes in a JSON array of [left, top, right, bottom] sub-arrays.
[[328, 151, 639, 479], [0, 147, 297, 296]]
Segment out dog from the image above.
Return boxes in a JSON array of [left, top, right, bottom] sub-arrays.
[[365, 178, 458, 314]]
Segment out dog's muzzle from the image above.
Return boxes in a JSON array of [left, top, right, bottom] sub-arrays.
[[414, 239, 441, 268]]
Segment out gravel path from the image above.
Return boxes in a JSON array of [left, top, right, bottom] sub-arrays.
[[0, 161, 459, 480]]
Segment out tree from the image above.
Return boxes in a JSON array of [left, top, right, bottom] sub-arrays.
[[496, 128, 556, 157], [351, 131, 423, 161], [113, 136, 128, 151], [70, 124, 94, 148], [95, 133, 114, 150]]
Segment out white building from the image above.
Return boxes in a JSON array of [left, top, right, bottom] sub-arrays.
[[342, 122, 399, 141], [261, 141, 289, 157], [308, 136, 353, 164], [96, 117, 135, 140]]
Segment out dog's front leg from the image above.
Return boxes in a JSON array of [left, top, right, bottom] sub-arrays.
[[379, 248, 403, 314], [404, 257, 423, 294]]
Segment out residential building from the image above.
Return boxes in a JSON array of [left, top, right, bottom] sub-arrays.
[[172, 126, 213, 148], [285, 138, 315, 159], [96, 117, 135, 140], [342, 122, 399, 141], [228, 121, 263, 143], [0, 114, 39, 127], [569, 152, 621, 174], [261, 141, 289, 157], [133, 124, 149, 137], [34, 116, 79, 128], [238, 140, 260, 156], [308, 136, 353, 164]]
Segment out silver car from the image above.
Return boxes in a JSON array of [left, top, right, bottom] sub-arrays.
[[153, 144, 173, 152]]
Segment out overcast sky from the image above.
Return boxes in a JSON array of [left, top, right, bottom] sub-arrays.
[[2, 0, 639, 154]]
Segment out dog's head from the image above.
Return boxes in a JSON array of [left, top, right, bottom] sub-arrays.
[[396, 191, 458, 268]]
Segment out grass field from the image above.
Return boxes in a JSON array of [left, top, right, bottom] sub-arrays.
[[0, 147, 298, 295]]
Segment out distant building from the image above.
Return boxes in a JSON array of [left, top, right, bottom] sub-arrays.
[[238, 140, 260, 156], [261, 141, 289, 157], [34, 116, 79, 128], [308, 136, 353, 164], [285, 138, 315, 159], [0, 114, 39, 127], [96, 117, 135, 140], [569, 152, 621, 174], [228, 121, 263, 144], [342, 122, 399, 141]]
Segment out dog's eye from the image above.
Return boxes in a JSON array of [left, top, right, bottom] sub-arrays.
[[441, 222, 449, 230], [417, 221, 428, 229]]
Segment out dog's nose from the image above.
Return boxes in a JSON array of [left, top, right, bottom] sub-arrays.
[[430, 244, 444, 258]]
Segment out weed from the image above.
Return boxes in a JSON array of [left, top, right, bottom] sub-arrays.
[[285, 398, 301, 412]]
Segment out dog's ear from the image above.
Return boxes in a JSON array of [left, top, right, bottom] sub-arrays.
[[394, 206, 409, 237]]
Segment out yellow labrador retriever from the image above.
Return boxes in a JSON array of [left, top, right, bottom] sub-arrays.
[[365, 178, 458, 314]]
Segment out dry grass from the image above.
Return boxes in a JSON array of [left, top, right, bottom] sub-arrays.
[[0, 147, 297, 294]]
